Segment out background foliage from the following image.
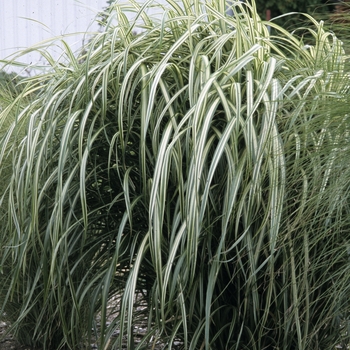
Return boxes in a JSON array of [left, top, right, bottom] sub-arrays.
[[255, 0, 335, 17], [255, 0, 340, 31]]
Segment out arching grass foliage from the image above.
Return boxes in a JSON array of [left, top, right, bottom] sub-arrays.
[[1, 0, 350, 349]]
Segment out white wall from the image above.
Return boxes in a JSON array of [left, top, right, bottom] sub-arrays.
[[0, 0, 110, 74], [0, 0, 173, 75]]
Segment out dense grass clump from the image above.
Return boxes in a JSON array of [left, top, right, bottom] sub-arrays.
[[1, 1, 350, 349]]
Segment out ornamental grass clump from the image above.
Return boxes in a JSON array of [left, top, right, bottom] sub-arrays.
[[1, 0, 350, 349]]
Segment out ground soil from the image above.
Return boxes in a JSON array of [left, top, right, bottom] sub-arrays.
[[0, 322, 31, 350], [0, 294, 178, 349]]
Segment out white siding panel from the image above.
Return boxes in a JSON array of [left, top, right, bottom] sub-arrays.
[[0, 0, 170, 74], [0, 0, 108, 74]]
